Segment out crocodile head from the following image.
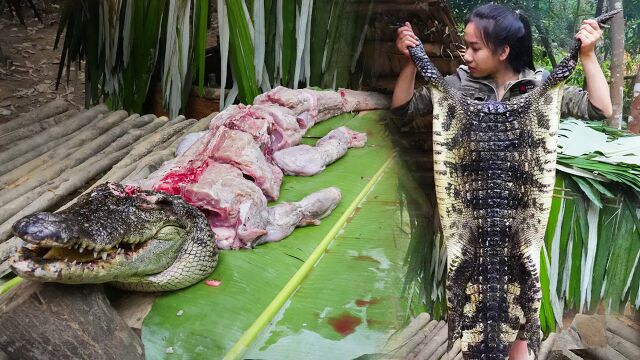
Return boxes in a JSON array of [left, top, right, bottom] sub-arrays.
[[11, 183, 217, 291]]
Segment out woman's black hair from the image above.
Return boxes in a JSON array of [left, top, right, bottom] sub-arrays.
[[465, 4, 535, 73]]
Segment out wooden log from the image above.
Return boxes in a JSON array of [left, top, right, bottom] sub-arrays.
[[0, 104, 108, 166], [0, 115, 160, 226], [412, 320, 447, 359], [0, 99, 69, 135], [606, 329, 640, 359], [606, 316, 640, 347], [0, 114, 152, 208], [0, 281, 144, 360], [0, 146, 132, 242], [0, 109, 79, 148], [0, 111, 122, 187]]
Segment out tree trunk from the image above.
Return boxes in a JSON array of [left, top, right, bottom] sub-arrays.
[[0, 281, 144, 360], [607, 0, 625, 128], [629, 65, 640, 133], [595, 0, 605, 16]]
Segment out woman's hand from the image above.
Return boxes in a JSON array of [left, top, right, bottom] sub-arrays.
[[396, 22, 421, 59], [575, 19, 602, 57]]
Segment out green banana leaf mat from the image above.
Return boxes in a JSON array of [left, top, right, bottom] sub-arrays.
[[142, 110, 415, 359]]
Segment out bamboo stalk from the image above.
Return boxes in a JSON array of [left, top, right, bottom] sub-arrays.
[[0, 118, 96, 175], [0, 111, 125, 187], [0, 99, 69, 135], [394, 320, 439, 357], [425, 340, 448, 360], [538, 332, 558, 360], [443, 339, 461, 360], [411, 321, 447, 360], [606, 329, 640, 359], [0, 109, 79, 148], [0, 104, 108, 166], [384, 313, 431, 352], [0, 146, 132, 242], [0, 114, 154, 214], [606, 316, 640, 347]]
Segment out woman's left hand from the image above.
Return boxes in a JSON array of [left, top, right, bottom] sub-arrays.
[[575, 19, 602, 57]]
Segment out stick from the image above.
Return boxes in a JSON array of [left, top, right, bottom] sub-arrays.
[[0, 104, 108, 166], [0, 99, 68, 135], [0, 114, 152, 208], [0, 109, 78, 148], [0, 111, 123, 187]]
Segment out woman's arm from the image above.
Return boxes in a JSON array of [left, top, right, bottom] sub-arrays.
[[392, 22, 420, 109], [576, 18, 613, 118]]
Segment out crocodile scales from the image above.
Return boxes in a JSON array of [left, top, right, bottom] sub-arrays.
[[408, 10, 620, 359]]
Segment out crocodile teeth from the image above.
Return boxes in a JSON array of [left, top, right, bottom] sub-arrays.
[[79, 247, 85, 253], [93, 251, 98, 258], [101, 252, 108, 261], [72, 260, 77, 265]]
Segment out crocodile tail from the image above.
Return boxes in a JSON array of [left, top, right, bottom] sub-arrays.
[[544, 9, 621, 90], [408, 42, 448, 91]]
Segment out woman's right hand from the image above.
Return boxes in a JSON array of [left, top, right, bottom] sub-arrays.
[[396, 22, 421, 59]]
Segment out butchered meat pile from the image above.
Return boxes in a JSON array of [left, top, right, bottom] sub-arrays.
[[126, 87, 389, 249]]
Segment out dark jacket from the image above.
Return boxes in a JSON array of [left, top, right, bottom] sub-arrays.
[[392, 65, 606, 120]]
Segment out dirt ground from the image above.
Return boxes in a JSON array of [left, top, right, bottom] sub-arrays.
[[0, 1, 84, 124]]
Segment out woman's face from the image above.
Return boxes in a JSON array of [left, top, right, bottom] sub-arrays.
[[463, 22, 504, 78]]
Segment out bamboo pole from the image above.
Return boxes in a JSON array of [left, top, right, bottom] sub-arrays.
[[0, 115, 161, 226], [0, 114, 153, 207], [0, 104, 108, 166], [606, 330, 640, 359], [410, 320, 447, 359], [0, 146, 132, 242], [393, 320, 439, 357], [0, 111, 125, 187], [0, 109, 79, 148], [0, 99, 69, 135], [606, 316, 640, 347], [384, 313, 431, 352], [0, 113, 103, 175]]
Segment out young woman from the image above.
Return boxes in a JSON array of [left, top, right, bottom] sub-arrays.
[[392, 4, 612, 359], [392, 4, 612, 120]]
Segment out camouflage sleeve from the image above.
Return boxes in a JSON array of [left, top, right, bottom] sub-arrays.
[[390, 85, 434, 120], [561, 85, 606, 120]]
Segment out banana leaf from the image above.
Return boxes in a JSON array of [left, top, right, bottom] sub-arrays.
[[142, 111, 400, 359], [245, 160, 411, 359]]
